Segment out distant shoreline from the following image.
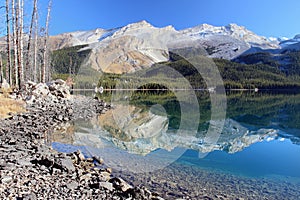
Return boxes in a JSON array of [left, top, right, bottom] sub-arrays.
[[71, 88, 300, 92]]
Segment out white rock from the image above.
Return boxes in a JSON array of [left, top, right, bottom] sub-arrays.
[[99, 182, 114, 191]]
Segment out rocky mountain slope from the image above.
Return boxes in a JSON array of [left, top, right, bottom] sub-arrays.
[[48, 21, 289, 74]]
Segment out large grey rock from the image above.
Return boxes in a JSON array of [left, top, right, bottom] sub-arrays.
[[17, 159, 33, 166], [61, 158, 75, 172], [99, 182, 114, 191], [32, 83, 49, 97], [110, 177, 133, 192], [66, 181, 79, 190], [76, 150, 85, 161], [1, 79, 10, 90]]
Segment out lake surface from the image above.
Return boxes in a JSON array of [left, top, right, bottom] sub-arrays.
[[52, 90, 300, 199]]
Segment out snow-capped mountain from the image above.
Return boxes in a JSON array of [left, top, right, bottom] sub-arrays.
[[47, 21, 292, 74], [280, 34, 300, 46], [180, 23, 279, 48], [279, 34, 300, 51]]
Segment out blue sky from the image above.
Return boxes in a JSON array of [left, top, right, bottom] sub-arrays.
[[49, 0, 299, 38]]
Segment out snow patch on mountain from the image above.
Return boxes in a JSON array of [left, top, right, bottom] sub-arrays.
[[280, 35, 300, 49], [47, 21, 299, 73], [180, 23, 279, 50]]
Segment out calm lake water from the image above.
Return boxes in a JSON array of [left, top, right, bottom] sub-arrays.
[[52, 90, 300, 199]]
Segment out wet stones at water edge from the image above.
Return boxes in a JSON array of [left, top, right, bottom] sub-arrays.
[[0, 79, 162, 199]]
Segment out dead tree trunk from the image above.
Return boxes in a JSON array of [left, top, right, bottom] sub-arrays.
[[26, 0, 38, 81], [12, 0, 19, 87], [17, 0, 24, 88], [5, 0, 12, 85], [33, 1, 38, 82], [0, 54, 3, 83], [42, 0, 52, 83]]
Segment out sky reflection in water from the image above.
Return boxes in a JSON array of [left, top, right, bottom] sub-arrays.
[[53, 91, 300, 179]]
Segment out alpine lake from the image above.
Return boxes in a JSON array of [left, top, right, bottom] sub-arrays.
[[51, 89, 300, 199]]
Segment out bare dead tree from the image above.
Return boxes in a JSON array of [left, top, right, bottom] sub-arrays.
[[26, 0, 37, 81], [0, 54, 3, 83], [33, 0, 38, 82], [41, 0, 52, 83], [12, 0, 19, 87], [17, 0, 24, 88], [5, 0, 12, 85], [2, 0, 53, 86]]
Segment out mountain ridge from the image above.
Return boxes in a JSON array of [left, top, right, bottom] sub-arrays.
[[47, 20, 299, 75]]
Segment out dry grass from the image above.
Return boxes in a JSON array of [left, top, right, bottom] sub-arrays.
[[0, 94, 26, 119]]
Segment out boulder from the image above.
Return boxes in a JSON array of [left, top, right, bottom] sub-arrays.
[[75, 150, 85, 161], [110, 177, 133, 192], [25, 95, 36, 104], [99, 182, 114, 191], [21, 79, 72, 103], [60, 158, 75, 172], [54, 79, 66, 85], [32, 83, 49, 97], [66, 181, 79, 190], [1, 79, 10, 90]]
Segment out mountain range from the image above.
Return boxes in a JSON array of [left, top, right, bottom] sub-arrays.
[[48, 20, 300, 75]]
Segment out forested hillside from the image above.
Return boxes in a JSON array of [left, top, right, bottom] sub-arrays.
[[96, 50, 300, 90], [50, 45, 91, 75]]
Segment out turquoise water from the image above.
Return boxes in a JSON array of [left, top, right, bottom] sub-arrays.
[[178, 139, 300, 179], [53, 90, 300, 197]]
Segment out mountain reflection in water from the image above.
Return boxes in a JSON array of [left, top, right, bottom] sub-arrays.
[[52, 91, 300, 177]]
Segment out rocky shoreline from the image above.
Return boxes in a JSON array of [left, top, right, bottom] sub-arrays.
[[0, 80, 162, 199]]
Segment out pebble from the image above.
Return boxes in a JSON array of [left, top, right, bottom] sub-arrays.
[[1, 176, 13, 184]]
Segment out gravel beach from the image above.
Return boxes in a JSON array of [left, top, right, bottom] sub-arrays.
[[0, 80, 162, 200]]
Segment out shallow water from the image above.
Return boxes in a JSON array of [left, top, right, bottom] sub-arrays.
[[178, 139, 300, 179], [52, 90, 300, 198]]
